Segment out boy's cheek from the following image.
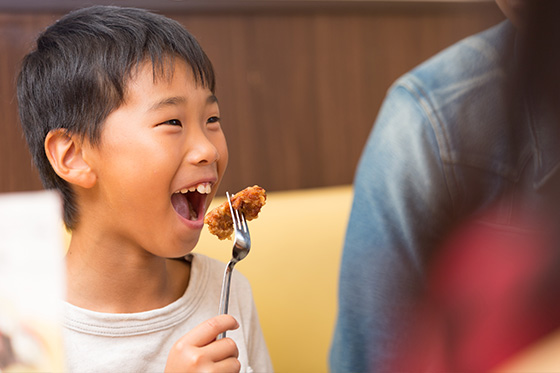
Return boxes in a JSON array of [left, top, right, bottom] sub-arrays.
[[218, 140, 229, 176]]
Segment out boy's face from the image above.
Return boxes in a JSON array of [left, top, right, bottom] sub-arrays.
[[83, 59, 228, 258]]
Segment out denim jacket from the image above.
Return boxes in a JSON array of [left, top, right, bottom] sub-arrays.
[[330, 20, 560, 372]]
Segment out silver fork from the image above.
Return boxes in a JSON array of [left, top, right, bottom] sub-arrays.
[[217, 191, 251, 339]]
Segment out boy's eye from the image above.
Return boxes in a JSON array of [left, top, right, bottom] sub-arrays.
[[207, 116, 220, 124], [161, 119, 182, 126]]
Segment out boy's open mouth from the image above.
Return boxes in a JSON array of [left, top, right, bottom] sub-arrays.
[[171, 182, 212, 221]]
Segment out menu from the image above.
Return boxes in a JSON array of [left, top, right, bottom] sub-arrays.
[[0, 191, 65, 371]]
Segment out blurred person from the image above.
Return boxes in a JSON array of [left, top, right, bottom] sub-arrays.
[[330, 0, 560, 371]]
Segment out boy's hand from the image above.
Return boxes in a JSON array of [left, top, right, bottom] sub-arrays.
[[165, 314, 241, 373]]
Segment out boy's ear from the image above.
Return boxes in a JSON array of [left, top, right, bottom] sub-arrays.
[[44, 129, 97, 189]]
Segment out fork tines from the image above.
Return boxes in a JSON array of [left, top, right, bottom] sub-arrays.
[[226, 191, 248, 233]]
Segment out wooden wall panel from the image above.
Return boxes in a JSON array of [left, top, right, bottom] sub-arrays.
[[0, 14, 58, 193], [0, 4, 505, 195], [174, 5, 505, 194]]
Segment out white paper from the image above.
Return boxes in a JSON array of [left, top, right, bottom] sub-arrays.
[[0, 190, 65, 371]]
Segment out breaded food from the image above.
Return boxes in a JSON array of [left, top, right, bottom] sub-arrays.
[[204, 185, 266, 240]]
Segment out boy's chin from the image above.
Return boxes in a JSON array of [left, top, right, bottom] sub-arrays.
[[164, 235, 201, 259], [166, 249, 195, 260]]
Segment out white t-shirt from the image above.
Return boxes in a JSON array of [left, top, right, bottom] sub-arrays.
[[62, 253, 273, 372]]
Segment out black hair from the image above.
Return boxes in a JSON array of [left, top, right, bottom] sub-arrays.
[[17, 5, 215, 229]]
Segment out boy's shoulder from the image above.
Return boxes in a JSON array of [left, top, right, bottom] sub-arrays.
[[188, 253, 252, 289]]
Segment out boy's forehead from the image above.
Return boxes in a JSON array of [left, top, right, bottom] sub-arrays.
[[130, 57, 188, 83], [121, 58, 215, 106], [124, 58, 197, 95]]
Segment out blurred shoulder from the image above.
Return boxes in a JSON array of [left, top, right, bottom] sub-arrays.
[[396, 20, 515, 102]]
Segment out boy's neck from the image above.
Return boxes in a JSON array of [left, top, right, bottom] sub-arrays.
[[65, 230, 190, 314]]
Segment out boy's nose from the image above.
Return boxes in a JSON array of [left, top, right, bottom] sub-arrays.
[[185, 130, 220, 165]]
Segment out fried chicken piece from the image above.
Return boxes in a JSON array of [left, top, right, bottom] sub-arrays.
[[204, 185, 267, 240]]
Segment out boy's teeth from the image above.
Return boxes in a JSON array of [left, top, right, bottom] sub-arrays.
[[176, 182, 212, 195]]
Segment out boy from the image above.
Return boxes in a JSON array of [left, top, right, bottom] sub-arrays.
[[17, 6, 272, 372]]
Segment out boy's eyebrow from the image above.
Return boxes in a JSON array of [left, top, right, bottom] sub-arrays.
[[208, 94, 218, 104], [148, 96, 187, 112], [148, 94, 219, 111]]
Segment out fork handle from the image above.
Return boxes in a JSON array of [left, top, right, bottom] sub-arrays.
[[217, 261, 235, 339]]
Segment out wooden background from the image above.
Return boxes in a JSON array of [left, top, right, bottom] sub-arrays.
[[0, 1, 505, 196]]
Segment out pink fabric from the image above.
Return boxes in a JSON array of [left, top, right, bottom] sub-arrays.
[[394, 211, 560, 372]]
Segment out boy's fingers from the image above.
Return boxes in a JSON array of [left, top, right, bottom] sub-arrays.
[[202, 337, 239, 362], [211, 357, 242, 373], [180, 315, 239, 347]]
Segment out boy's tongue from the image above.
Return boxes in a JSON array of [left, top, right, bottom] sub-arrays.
[[171, 193, 198, 221]]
